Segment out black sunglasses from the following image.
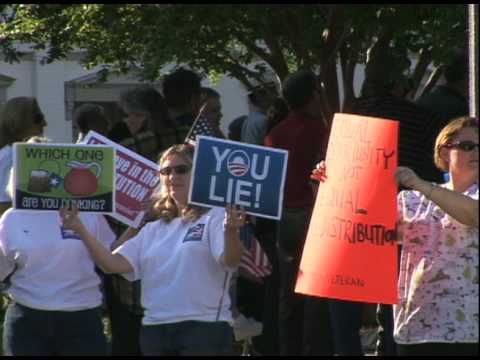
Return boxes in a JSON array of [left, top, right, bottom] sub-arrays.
[[159, 164, 191, 176], [443, 141, 479, 152]]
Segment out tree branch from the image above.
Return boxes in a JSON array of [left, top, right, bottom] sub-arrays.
[[411, 47, 432, 96], [339, 41, 358, 111]]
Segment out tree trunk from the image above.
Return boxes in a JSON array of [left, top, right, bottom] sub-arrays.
[[339, 42, 357, 111], [319, 62, 339, 124], [418, 65, 444, 98], [411, 47, 433, 99]]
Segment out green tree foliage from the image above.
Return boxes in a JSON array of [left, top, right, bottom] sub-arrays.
[[0, 4, 467, 120]]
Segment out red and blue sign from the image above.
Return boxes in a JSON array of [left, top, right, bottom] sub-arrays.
[[189, 136, 288, 220]]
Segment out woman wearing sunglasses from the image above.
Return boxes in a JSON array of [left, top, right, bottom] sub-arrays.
[[311, 116, 478, 356], [392, 116, 478, 356], [60, 143, 246, 355]]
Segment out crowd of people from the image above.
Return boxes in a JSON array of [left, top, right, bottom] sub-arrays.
[[0, 48, 478, 356]]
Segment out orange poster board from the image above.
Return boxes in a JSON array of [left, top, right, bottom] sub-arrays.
[[295, 113, 399, 304]]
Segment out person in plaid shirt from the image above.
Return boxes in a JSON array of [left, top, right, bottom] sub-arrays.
[[106, 86, 178, 355]]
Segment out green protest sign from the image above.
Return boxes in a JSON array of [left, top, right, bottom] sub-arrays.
[[13, 143, 115, 213]]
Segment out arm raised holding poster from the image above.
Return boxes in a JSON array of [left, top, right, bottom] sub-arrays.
[[395, 166, 478, 228], [296, 113, 399, 305], [59, 143, 246, 355], [393, 116, 478, 353]]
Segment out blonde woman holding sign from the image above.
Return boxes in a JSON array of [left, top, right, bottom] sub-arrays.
[[312, 116, 478, 356], [60, 143, 246, 355]]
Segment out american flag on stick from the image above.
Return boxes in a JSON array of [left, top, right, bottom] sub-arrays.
[[184, 103, 216, 145], [239, 223, 272, 279]]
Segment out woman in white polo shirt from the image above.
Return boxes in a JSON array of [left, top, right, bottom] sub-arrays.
[[0, 138, 115, 355], [60, 143, 246, 355]]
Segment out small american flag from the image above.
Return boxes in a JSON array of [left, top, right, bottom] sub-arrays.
[[184, 113, 216, 145], [183, 224, 205, 243], [239, 223, 272, 279]]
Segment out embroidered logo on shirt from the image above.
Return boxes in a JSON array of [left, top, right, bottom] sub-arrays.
[[60, 226, 82, 240], [183, 224, 205, 243]]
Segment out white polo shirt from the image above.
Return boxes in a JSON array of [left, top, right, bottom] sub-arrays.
[[0, 208, 115, 311], [114, 207, 234, 325]]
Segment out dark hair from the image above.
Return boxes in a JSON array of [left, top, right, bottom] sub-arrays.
[[120, 85, 173, 132], [163, 68, 202, 110], [282, 70, 317, 111], [73, 103, 109, 134], [201, 87, 220, 101], [444, 50, 467, 84], [0, 97, 43, 148], [248, 84, 276, 110]]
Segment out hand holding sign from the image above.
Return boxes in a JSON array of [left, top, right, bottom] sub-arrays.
[[296, 113, 399, 304], [310, 161, 327, 183], [189, 136, 288, 220], [395, 166, 423, 190], [224, 204, 246, 230], [59, 205, 85, 235]]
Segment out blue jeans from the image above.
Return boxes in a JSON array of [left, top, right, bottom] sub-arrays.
[[140, 320, 233, 355], [3, 302, 107, 356]]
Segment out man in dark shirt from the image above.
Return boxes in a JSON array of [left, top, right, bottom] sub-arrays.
[[265, 70, 333, 356], [339, 46, 445, 356]]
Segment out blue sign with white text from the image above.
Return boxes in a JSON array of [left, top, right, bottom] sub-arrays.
[[189, 136, 288, 220]]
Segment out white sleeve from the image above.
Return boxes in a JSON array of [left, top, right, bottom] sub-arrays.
[[396, 191, 405, 245], [207, 208, 237, 271], [113, 226, 146, 281], [94, 215, 116, 249], [0, 214, 16, 281], [207, 208, 226, 264], [397, 191, 404, 222]]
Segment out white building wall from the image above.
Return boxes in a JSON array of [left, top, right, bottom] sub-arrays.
[[1, 55, 250, 143], [207, 75, 249, 135], [1, 54, 106, 143]]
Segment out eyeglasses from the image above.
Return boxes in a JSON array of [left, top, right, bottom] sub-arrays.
[[443, 141, 479, 152], [159, 164, 191, 176]]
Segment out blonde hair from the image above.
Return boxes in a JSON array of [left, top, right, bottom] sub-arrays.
[[434, 116, 479, 171], [0, 97, 42, 148], [150, 143, 208, 223]]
